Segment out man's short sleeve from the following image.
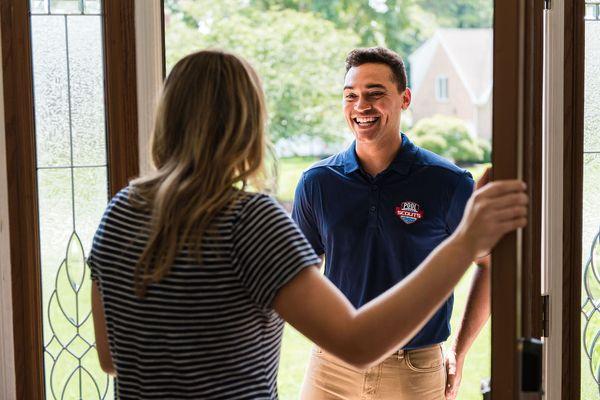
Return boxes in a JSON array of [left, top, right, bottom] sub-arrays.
[[291, 172, 325, 255], [232, 194, 321, 309], [445, 171, 475, 233]]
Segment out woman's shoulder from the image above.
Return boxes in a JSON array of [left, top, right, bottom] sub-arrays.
[[100, 185, 150, 227], [233, 191, 283, 215]]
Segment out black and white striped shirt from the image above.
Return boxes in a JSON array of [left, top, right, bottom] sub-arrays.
[[88, 188, 320, 399]]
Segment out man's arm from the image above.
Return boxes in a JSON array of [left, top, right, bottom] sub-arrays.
[[445, 168, 491, 399], [445, 255, 490, 399]]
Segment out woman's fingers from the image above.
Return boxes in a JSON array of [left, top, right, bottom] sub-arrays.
[[478, 180, 526, 198], [497, 217, 528, 234], [492, 205, 528, 222], [488, 192, 529, 210]]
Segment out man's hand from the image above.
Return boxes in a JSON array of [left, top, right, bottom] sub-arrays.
[[444, 167, 494, 399], [445, 349, 464, 399]]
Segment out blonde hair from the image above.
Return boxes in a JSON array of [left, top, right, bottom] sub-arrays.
[[130, 50, 268, 296]]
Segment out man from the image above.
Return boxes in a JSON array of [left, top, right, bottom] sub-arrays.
[[292, 47, 490, 400]]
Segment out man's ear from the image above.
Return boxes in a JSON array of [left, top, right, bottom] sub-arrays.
[[401, 88, 412, 110]]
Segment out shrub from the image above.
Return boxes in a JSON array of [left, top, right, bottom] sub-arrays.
[[409, 114, 487, 163]]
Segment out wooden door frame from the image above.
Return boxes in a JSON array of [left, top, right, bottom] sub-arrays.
[[0, 1, 138, 398], [561, 0, 585, 399], [491, 0, 544, 398]]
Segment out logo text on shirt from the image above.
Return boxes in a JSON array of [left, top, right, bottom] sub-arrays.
[[395, 201, 424, 224]]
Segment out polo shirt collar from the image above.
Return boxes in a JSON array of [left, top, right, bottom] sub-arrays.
[[342, 133, 418, 176]]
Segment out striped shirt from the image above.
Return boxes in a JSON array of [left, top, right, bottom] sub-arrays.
[[88, 187, 320, 399]]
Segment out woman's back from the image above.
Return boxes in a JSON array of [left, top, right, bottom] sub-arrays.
[[88, 187, 319, 399]]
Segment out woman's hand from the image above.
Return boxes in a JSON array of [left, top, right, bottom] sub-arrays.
[[455, 177, 528, 259]]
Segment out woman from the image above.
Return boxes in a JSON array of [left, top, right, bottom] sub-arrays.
[[90, 50, 527, 399]]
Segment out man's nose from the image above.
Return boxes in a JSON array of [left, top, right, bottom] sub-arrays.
[[354, 97, 372, 112]]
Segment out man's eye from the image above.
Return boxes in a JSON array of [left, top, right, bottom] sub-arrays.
[[369, 92, 384, 97], [345, 93, 357, 100]]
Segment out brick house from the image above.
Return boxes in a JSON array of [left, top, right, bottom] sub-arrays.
[[408, 28, 493, 140]]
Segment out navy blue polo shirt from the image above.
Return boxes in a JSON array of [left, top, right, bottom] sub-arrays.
[[291, 133, 474, 349]]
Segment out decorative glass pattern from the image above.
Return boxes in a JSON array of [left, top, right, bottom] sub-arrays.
[[29, 1, 113, 398], [582, 3, 600, 399]]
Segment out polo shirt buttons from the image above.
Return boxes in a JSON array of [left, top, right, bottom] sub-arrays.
[[370, 205, 377, 212], [371, 185, 378, 191]]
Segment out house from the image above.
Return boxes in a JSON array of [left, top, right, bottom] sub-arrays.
[[408, 28, 493, 140]]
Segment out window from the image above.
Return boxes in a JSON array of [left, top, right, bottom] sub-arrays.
[[435, 75, 449, 101], [581, 1, 600, 398]]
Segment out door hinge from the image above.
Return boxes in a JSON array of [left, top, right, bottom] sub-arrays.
[[544, 0, 552, 10], [542, 294, 550, 337]]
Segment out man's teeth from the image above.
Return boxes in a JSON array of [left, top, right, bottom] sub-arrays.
[[355, 117, 379, 125]]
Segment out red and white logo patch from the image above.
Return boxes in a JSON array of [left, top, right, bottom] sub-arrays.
[[395, 201, 424, 224]]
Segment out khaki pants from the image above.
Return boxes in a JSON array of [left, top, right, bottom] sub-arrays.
[[300, 344, 446, 400]]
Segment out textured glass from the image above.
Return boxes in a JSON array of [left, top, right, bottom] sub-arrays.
[[586, 4, 598, 20], [582, 160, 600, 399], [44, 232, 110, 400], [38, 168, 74, 328], [85, 0, 101, 14], [73, 167, 108, 251], [31, 16, 71, 168], [582, 11, 600, 396], [30, 0, 49, 14], [32, 1, 112, 398], [50, 0, 83, 14], [68, 16, 107, 166], [585, 22, 600, 152]]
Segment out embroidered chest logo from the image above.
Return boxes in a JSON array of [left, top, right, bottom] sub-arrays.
[[395, 201, 424, 224]]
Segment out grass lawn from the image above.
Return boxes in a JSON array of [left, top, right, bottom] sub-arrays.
[[276, 158, 491, 399]]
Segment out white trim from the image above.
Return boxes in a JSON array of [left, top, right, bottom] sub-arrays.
[[135, 0, 163, 176], [0, 22, 17, 400], [542, 1, 564, 398]]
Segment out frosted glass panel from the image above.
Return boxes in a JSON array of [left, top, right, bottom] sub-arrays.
[[73, 167, 108, 251], [30, 0, 49, 14], [85, 0, 101, 14], [50, 0, 83, 14], [582, 154, 600, 400], [38, 169, 74, 319], [585, 22, 600, 152], [68, 16, 107, 166], [582, 9, 600, 399], [31, 16, 71, 167], [31, 2, 112, 398]]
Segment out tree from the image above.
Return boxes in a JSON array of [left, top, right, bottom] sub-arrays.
[[165, 1, 361, 150], [416, 0, 492, 28], [249, 0, 438, 58]]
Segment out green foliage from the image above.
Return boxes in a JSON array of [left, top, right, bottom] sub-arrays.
[[165, 1, 359, 149], [410, 114, 487, 163], [248, 0, 438, 60], [164, 0, 494, 152], [478, 137, 491, 163], [417, 0, 493, 28]]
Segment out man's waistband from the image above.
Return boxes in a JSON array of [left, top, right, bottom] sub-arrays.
[[392, 343, 443, 359]]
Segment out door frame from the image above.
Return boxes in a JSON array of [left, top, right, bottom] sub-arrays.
[[561, 0, 585, 399], [0, 1, 139, 398], [2, 0, 581, 398], [491, 0, 545, 398]]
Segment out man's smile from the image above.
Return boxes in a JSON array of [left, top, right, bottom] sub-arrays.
[[353, 115, 381, 127]]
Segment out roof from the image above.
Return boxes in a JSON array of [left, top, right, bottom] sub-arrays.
[[408, 28, 493, 104]]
